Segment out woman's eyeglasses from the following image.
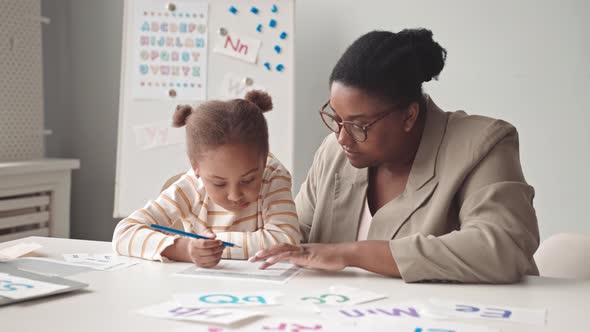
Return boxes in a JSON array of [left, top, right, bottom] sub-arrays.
[[319, 100, 399, 142]]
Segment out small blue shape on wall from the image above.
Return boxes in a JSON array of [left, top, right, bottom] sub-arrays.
[[271, 4, 278, 13], [229, 6, 238, 14], [280, 32, 288, 40], [274, 45, 281, 54], [269, 19, 277, 28], [256, 24, 263, 32], [250, 6, 259, 14], [276, 64, 285, 72], [264, 62, 272, 70]]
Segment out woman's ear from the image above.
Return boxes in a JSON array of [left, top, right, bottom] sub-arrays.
[[403, 102, 420, 132], [193, 167, 200, 177]]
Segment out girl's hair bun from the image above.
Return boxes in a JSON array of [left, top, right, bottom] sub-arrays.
[[244, 90, 273, 113], [172, 104, 193, 127]]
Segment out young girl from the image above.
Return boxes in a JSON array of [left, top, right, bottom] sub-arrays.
[[112, 90, 301, 268]]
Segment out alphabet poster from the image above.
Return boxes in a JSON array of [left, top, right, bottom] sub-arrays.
[[131, 0, 208, 101]]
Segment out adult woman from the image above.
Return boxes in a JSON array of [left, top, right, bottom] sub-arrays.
[[251, 28, 539, 283]]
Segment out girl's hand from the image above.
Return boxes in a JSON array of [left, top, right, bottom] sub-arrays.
[[186, 230, 225, 268], [249, 243, 348, 271]]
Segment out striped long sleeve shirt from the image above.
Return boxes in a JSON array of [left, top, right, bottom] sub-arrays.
[[112, 154, 302, 261]]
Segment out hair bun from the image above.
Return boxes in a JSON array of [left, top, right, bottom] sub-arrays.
[[399, 28, 447, 83], [172, 105, 193, 127], [244, 90, 273, 113]]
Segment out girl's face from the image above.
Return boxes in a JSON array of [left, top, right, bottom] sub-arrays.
[[195, 143, 266, 213]]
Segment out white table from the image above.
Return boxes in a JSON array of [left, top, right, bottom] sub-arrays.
[[1, 237, 588, 331]]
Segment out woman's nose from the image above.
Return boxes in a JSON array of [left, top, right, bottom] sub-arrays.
[[337, 126, 354, 146]]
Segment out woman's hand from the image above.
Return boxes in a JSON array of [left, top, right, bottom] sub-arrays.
[[249, 241, 401, 277], [249, 243, 350, 271]]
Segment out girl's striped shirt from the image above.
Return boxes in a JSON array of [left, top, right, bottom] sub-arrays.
[[112, 154, 301, 261]]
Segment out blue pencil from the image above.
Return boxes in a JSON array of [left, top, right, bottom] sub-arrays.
[[149, 224, 241, 248]]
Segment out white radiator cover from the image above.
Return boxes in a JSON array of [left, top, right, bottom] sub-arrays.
[[0, 159, 79, 242], [0, 193, 51, 242]]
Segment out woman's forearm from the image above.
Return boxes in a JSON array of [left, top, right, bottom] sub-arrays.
[[343, 240, 401, 277]]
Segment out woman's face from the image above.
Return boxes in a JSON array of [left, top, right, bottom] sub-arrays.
[[327, 82, 419, 169]]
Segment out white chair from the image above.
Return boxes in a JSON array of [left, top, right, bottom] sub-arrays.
[[160, 173, 184, 193], [534, 233, 590, 279]]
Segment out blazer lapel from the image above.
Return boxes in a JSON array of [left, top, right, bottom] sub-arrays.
[[368, 181, 439, 240], [368, 95, 449, 240]]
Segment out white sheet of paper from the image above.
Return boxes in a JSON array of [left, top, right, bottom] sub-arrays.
[[422, 299, 547, 326], [63, 253, 122, 261], [174, 317, 359, 332], [0, 242, 42, 262], [321, 301, 424, 324], [218, 72, 266, 99], [213, 32, 261, 63], [0, 274, 68, 300], [174, 291, 283, 308], [175, 260, 301, 283], [299, 285, 387, 312], [358, 319, 500, 332], [137, 301, 261, 326], [62, 253, 140, 271], [133, 122, 185, 150]]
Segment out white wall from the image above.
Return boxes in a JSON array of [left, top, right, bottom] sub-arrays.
[[42, 0, 589, 241], [42, 0, 123, 240]]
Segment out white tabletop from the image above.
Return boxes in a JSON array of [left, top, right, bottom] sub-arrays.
[[0, 236, 588, 331]]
